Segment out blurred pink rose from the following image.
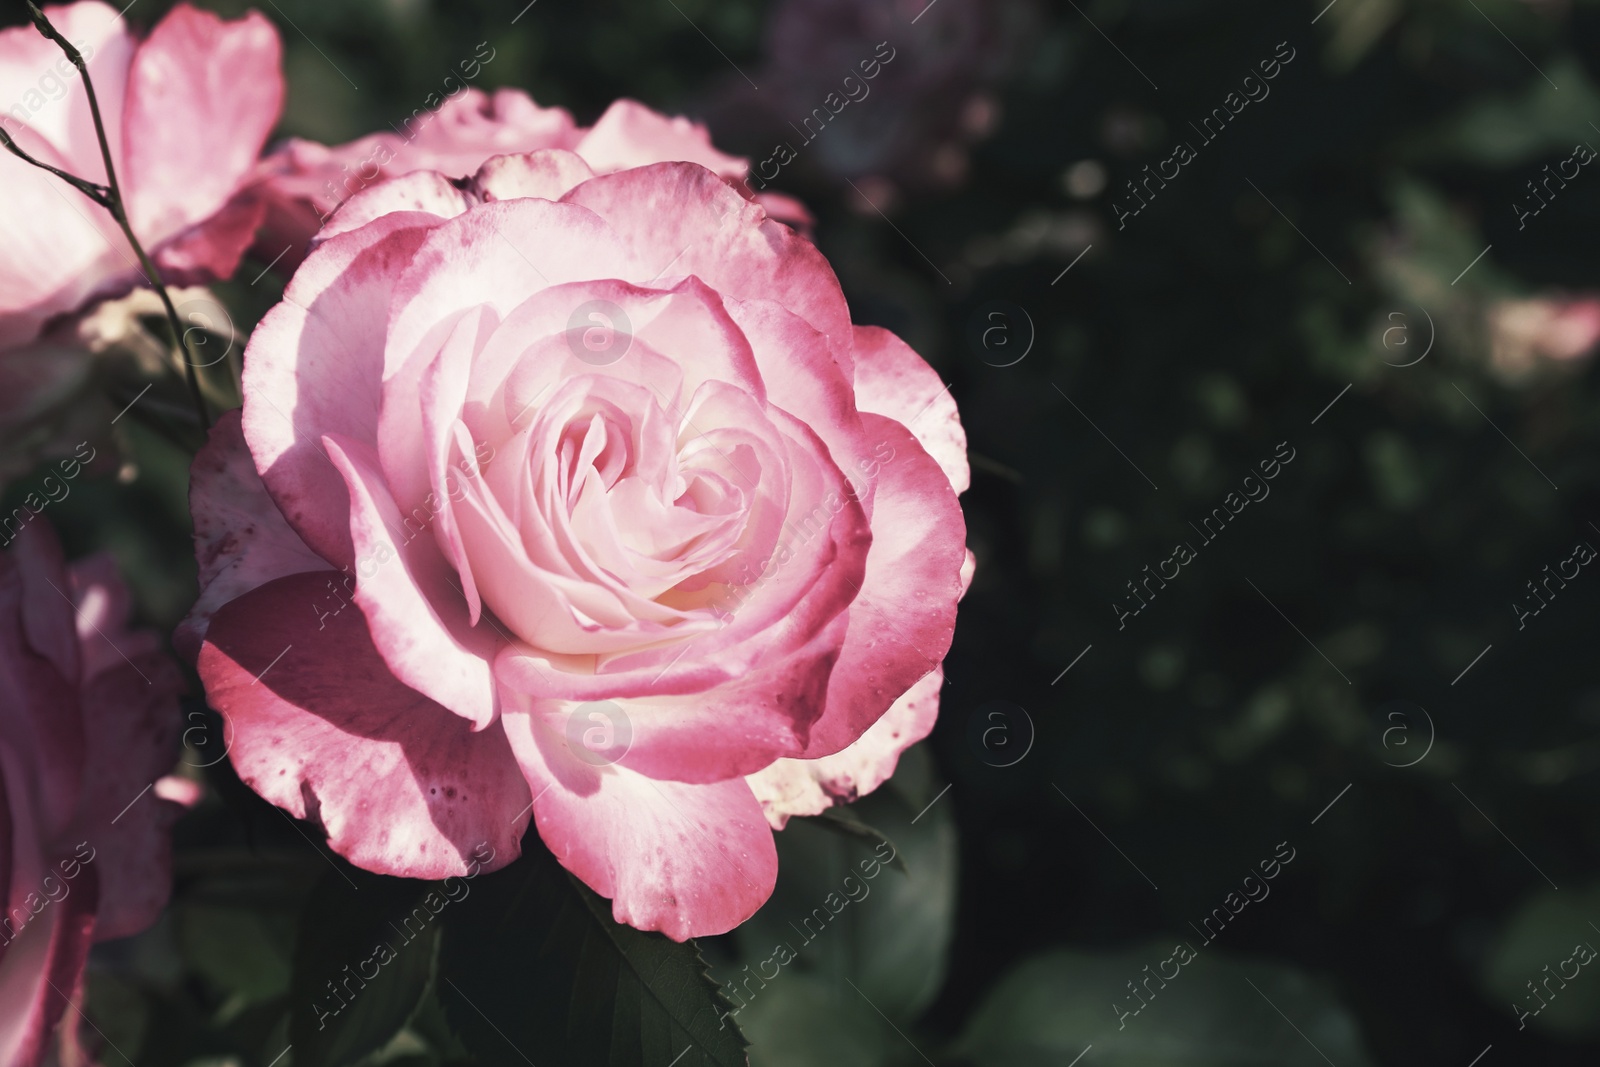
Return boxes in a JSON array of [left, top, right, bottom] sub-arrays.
[[185, 153, 969, 940], [705, 0, 1033, 200], [0, 522, 186, 1066], [1487, 295, 1600, 375], [252, 91, 811, 267], [0, 2, 283, 348]]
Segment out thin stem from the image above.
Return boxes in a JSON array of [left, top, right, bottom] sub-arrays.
[[115, 216, 211, 431], [20, 1, 210, 432], [0, 126, 109, 204]]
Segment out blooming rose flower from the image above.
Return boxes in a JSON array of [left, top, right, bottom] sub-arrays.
[[185, 152, 970, 939], [0, 522, 186, 1066], [0, 1, 283, 349], [251, 89, 811, 269]]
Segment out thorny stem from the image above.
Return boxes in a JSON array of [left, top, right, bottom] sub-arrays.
[[1, 1, 211, 432]]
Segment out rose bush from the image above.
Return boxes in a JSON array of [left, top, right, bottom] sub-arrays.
[[185, 150, 970, 940], [0, 522, 187, 1066], [252, 89, 811, 267], [0, 1, 282, 348]]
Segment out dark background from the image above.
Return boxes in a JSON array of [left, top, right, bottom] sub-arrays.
[[10, 0, 1600, 1064]]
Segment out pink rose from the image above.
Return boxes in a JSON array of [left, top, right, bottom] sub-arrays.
[[0, 522, 186, 1066], [251, 91, 810, 268], [1487, 295, 1600, 375], [0, 1, 283, 349], [186, 153, 969, 939]]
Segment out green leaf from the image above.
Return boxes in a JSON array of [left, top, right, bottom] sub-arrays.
[[735, 974, 895, 1067], [1481, 883, 1600, 1038], [288, 867, 444, 1067], [438, 840, 749, 1067], [729, 744, 957, 1025], [813, 807, 906, 873], [177, 902, 295, 1005], [1410, 59, 1600, 166], [953, 945, 1375, 1067], [406, 988, 472, 1064], [82, 970, 150, 1063]]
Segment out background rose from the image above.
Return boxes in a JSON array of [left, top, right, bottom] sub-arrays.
[[0, 1, 282, 349], [185, 152, 969, 940], [0, 522, 186, 1067], [704, 0, 1033, 203], [252, 90, 811, 268], [1487, 295, 1600, 377]]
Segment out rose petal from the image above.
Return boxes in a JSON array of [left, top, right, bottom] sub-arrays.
[[575, 99, 747, 179], [72, 598, 184, 939], [493, 402, 871, 702], [609, 613, 847, 783], [501, 704, 777, 940], [0, 149, 125, 349], [198, 572, 532, 879], [852, 325, 969, 494], [0, 2, 132, 180], [469, 148, 596, 203], [152, 183, 270, 286], [560, 163, 852, 365], [177, 409, 330, 661], [395, 86, 579, 179], [378, 198, 631, 513], [802, 414, 966, 756], [319, 170, 474, 245], [154, 775, 203, 807], [7, 520, 79, 682], [0, 855, 98, 1067], [324, 433, 501, 729], [122, 4, 283, 244], [1, 530, 86, 841], [243, 211, 445, 568], [751, 190, 813, 235], [746, 667, 942, 829]]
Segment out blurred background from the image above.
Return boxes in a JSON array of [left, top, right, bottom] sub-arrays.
[[8, 0, 1600, 1064]]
